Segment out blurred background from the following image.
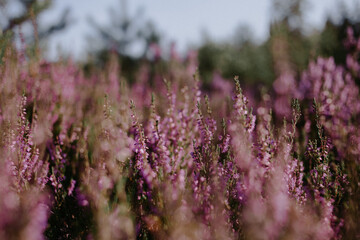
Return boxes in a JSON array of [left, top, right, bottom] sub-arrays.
[[1, 0, 360, 88]]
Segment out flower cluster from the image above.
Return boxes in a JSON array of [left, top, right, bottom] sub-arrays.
[[0, 28, 359, 240]]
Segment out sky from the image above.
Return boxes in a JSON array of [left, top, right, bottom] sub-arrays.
[[18, 0, 360, 60]]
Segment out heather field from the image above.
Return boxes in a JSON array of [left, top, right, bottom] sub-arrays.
[[1, 11, 360, 240]]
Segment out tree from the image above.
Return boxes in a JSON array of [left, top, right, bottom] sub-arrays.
[[87, 0, 160, 59], [1, 0, 51, 34]]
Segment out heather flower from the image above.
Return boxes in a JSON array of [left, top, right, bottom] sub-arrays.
[[196, 101, 215, 147], [0, 96, 50, 240], [273, 72, 296, 118], [5, 96, 49, 192], [256, 106, 275, 171], [68, 179, 76, 196], [232, 76, 256, 134], [0, 24, 359, 239], [130, 101, 156, 188]]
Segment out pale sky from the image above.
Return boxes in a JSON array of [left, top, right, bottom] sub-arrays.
[[32, 0, 360, 60]]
